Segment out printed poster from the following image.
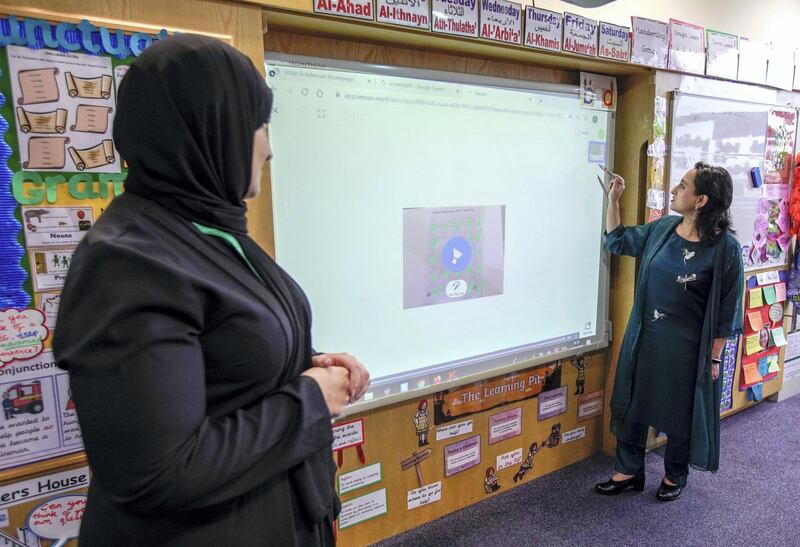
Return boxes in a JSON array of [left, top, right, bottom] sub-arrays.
[[706, 30, 738, 80], [523, 7, 561, 52], [479, 0, 522, 45], [433, 362, 561, 424], [562, 12, 597, 57], [376, 0, 430, 30], [630, 16, 668, 68], [7, 45, 121, 173], [29, 249, 74, 291], [444, 434, 480, 476], [668, 19, 705, 75], [432, 0, 478, 37], [0, 351, 83, 470], [598, 22, 630, 62], [21, 206, 93, 248]]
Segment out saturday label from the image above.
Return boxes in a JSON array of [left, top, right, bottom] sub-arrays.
[[598, 21, 630, 62]]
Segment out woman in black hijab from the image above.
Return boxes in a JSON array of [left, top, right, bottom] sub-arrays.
[[53, 34, 369, 546]]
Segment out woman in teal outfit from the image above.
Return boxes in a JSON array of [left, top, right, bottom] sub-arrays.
[[595, 162, 744, 501]]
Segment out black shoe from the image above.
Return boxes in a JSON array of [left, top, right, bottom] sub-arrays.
[[656, 480, 682, 501], [595, 474, 645, 495]]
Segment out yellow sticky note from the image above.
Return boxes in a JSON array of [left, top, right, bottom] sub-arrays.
[[742, 362, 763, 385], [749, 287, 763, 308], [771, 327, 788, 347], [745, 333, 762, 356], [747, 310, 764, 331], [767, 354, 781, 374], [763, 285, 777, 305]]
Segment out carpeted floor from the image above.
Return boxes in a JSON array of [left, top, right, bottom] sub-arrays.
[[375, 395, 800, 546]]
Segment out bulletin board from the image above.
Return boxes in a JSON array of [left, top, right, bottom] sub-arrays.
[[0, 9, 230, 478], [668, 92, 798, 272]]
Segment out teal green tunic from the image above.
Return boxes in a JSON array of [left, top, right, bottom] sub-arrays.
[[605, 216, 744, 471]]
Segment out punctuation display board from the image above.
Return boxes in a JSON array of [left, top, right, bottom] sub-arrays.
[[266, 55, 612, 407], [669, 93, 797, 272], [0, 15, 160, 475]]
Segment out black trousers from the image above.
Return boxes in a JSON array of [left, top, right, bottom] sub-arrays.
[[614, 428, 690, 487]]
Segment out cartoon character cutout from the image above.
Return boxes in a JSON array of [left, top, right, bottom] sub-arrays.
[[542, 423, 561, 449], [512, 442, 539, 482], [2, 393, 13, 420], [484, 466, 500, 493], [570, 356, 586, 395], [413, 399, 430, 447]]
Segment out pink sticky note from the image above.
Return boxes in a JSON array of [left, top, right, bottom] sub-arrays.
[[775, 282, 786, 302]]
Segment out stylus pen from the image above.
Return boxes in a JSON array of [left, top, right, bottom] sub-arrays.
[[598, 164, 618, 179]]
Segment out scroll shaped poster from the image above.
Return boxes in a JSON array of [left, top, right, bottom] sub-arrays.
[[68, 140, 115, 171], [65, 73, 113, 100], [7, 45, 121, 173], [16, 108, 68, 134]]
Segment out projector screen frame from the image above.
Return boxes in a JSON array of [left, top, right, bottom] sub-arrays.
[[264, 52, 614, 415]]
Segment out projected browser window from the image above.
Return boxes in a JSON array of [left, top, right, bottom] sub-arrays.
[[265, 55, 611, 407]]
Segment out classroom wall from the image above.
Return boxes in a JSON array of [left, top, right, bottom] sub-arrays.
[[531, 0, 800, 50], [0, 1, 793, 545]]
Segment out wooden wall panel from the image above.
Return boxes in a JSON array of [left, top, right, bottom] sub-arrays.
[[601, 73, 654, 455], [262, 29, 648, 545], [336, 358, 606, 545]]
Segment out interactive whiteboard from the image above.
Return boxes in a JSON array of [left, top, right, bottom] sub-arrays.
[[266, 54, 613, 410]]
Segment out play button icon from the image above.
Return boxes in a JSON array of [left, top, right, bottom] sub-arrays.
[[441, 236, 472, 272]]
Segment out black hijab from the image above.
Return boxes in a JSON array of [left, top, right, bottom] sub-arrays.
[[114, 34, 272, 235]]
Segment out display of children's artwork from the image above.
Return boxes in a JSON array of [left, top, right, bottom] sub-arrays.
[[743, 109, 796, 269], [741, 275, 786, 395]]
